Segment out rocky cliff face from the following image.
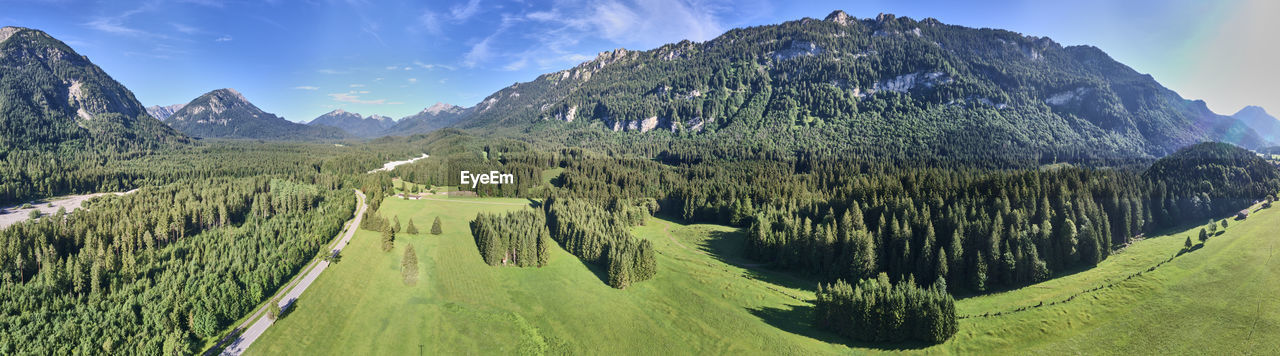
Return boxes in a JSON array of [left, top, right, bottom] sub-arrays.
[[0, 26, 187, 150]]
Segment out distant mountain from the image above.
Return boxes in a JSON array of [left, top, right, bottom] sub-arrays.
[[165, 88, 349, 140], [383, 102, 470, 136], [146, 103, 185, 121], [456, 11, 1265, 161], [0, 26, 187, 151], [307, 109, 395, 138], [1232, 106, 1280, 145]]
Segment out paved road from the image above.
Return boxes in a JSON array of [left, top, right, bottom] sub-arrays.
[[211, 189, 367, 356]]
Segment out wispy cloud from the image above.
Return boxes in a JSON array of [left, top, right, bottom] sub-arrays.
[[419, 0, 485, 36], [329, 92, 403, 105], [450, 0, 482, 20], [413, 60, 455, 70], [317, 69, 345, 74], [85, 5, 160, 37], [503, 58, 529, 71], [172, 23, 200, 35], [408, 78, 418, 83], [215, 35, 233, 42], [294, 86, 320, 90], [350, 84, 366, 87]]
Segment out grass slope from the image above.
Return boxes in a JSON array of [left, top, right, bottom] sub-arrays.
[[247, 196, 846, 355], [249, 195, 1280, 355], [939, 204, 1280, 354]]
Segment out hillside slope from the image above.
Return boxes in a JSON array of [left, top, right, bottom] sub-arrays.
[[0, 26, 187, 151], [455, 11, 1263, 162]]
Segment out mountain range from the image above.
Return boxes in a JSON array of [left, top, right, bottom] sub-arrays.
[[451, 11, 1271, 160], [4, 12, 1278, 158], [146, 103, 185, 121], [0, 26, 186, 151], [164, 88, 349, 140], [307, 109, 395, 138], [1232, 106, 1280, 145]]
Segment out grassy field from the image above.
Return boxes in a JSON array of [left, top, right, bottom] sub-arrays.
[[249, 194, 1280, 355]]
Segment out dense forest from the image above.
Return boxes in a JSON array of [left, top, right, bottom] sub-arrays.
[[0, 177, 354, 354], [470, 210, 551, 267]]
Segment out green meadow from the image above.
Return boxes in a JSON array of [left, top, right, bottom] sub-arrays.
[[249, 193, 1280, 355]]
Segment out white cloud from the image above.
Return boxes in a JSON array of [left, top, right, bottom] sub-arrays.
[[318, 69, 344, 74], [408, 78, 418, 83], [503, 58, 529, 71], [419, 0, 485, 36], [215, 35, 233, 42], [463, 35, 495, 67], [350, 84, 366, 87], [413, 60, 456, 70], [450, 0, 482, 20], [385, 65, 399, 70], [294, 86, 320, 90], [172, 23, 200, 35], [404, 67, 413, 70], [328, 93, 403, 105]]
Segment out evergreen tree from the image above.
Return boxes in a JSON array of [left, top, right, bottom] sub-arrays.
[[382, 226, 396, 252], [406, 219, 419, 235], [431, 216, 443, 235]]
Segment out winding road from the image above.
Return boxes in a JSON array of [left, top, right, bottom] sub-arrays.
[[209, 189, 367, 356]]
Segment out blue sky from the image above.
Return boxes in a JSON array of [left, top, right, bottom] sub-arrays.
[[4, 0, 1276, 122]]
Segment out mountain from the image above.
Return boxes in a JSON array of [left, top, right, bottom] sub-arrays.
[[383, 102, 470, 136], [1232, 106, 1280, 145], [0, 26, 187, 151], [307, 109, 395, 138], [146, 103, 185, 121], [165, 88, 349, 140], [454, 11, 1265, 162]]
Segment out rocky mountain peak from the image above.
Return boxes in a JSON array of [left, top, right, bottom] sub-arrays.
[[0, 26, 28, 44], [422, 102, 461, 115], [824, 10, 852, 25]]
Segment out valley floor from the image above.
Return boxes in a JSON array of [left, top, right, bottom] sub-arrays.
[[244, 195, 1280, 355]]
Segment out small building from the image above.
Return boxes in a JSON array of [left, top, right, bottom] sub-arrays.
[[1237, 209, 1250, 220]]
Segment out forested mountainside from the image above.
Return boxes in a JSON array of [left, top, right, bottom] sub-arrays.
[[165, 89, 349, 140], [449, 11, 1266, 162], [307, 109, 395, 138], [0, 26, 187, 152]]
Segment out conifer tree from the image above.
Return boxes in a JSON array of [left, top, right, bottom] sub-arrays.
[[431, 216, 443, 235], [406, 218, 419, 235]]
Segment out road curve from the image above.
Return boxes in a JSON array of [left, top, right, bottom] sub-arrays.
[[209, 189, 367, 356]]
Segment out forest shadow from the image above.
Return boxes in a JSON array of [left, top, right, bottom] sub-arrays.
[[747, 304, 934, 351], [581, 258, 611, 286], [699, 229, 818, 293]]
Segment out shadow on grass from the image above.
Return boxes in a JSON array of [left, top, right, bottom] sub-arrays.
[[747, 304, 935, 351], [699, 229, 822, 295], [580, 258, 612, 287]]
